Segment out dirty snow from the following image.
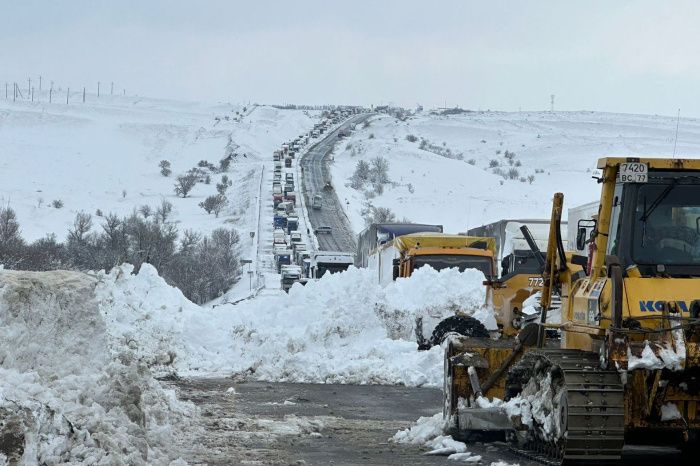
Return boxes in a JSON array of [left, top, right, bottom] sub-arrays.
[[0, 269, 193, 464], [391, 412, 446, 445], [391, 412, 472, 457], [627, 341, 685, 371], [660, 402, 683, 421]]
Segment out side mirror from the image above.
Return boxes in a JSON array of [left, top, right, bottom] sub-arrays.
[[576, 227, 587, 251]]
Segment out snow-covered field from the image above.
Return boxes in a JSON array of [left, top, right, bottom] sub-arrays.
[[332, 110, 700, 234], [0, 95, 316, 244]]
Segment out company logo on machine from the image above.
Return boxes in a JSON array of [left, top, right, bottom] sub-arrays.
[[639, 300, 690, 313]]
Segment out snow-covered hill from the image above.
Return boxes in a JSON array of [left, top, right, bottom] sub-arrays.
[[332, 110, 700, 234], [0, 95, 316, 241]]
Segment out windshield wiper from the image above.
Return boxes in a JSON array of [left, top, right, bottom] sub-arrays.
[[640, 180, 677, 223]]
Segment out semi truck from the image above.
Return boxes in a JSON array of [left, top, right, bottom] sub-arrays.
[[467, 218, 566, 273], [355, 223, 443, 269], [310, 251, 354, 279], [280, 265, 302, 292]]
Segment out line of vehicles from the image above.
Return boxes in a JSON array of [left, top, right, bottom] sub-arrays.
[[353, 157, 700, 463], [272, 109, 360, 292]]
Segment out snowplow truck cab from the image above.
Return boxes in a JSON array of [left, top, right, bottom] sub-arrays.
[[444, 157, 700, 464]]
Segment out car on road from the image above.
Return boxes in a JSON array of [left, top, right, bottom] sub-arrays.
[[312, 194, 323, 210], [315, 226, 332, 235]]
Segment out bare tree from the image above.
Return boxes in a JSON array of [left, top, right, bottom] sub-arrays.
[[174, 173, 198, 197]]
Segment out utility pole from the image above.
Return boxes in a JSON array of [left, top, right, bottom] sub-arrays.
[[13, 83, 16, 102], [97, 81, 100, 97], [550, 94, 555, 112], [110, 81, 114, 95], [49, 82, 53, 103], [66, 88, 70, 104], [31, 87, 34, 102], [39, 75, 42, 91], [28, 77, 31, 96], [83, 87, 86, 103]]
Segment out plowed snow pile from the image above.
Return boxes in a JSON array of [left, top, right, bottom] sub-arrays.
[[0, 269, 193, 465], [95, 264, 494, 387]]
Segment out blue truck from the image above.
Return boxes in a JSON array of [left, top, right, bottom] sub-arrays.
[[273, 214, 287, 229]]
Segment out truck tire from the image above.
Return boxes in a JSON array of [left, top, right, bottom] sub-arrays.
[[429, 315, 489, 347]]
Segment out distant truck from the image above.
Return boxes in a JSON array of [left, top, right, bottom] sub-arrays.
[[280, 265, 302, 292], [355, 223, 443, 269], [467, 219, 567, 271], [310, 251, 354, 279], [274, 249, 292, 273], [286, 216, 299, 233]]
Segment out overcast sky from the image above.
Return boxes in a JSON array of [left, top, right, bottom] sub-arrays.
[[2, 0, 700, 116]]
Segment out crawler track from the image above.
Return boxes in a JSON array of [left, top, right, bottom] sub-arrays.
[[507, 350, 625, 465]]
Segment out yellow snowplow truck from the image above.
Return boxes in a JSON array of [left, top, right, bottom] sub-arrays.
[[392, 233, 547, 349], [444, 157, 700, 464]]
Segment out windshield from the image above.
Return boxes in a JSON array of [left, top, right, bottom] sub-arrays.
[[317, 263, 352, 277], [413, 254, 492, 277], [632, 183, 700, 266]]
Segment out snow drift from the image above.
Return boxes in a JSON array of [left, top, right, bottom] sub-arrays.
[[0, 269, 192, 465], [95, 263, 496, 387]]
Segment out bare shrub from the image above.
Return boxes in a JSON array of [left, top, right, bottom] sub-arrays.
[[216, 175, 232, 196], [199, 194, 228, 217], [159, 160, 172, 177], [351, 160, 371, 189], [174, 173, 198, 197], [156, 200, 173, 223], [52, 199, 64, 209], [406, 134, 418, 143], [139, 205, 153, 218], [489, 159, 500, 168]]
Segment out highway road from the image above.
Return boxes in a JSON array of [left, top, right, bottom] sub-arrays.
[[301, 114, 372, 252]]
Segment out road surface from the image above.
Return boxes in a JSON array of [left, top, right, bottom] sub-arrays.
[[168, 379, 530, 466], [301, 114, 372, 252]]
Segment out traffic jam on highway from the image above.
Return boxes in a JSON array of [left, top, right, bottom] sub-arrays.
[[272, 108, 361, 292]]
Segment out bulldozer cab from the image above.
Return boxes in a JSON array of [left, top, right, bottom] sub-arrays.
[[603, 168, 700, 277]]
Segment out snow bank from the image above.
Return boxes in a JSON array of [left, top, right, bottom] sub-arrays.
[[94, 263, 496, 386], [381, 266, 497, 337], [0, 269, 193, 464]]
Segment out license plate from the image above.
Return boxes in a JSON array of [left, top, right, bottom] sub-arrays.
[[618, 162, 648, 183]]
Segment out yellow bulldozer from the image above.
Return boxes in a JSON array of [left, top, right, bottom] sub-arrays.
[[444, 157, 700, 463]]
